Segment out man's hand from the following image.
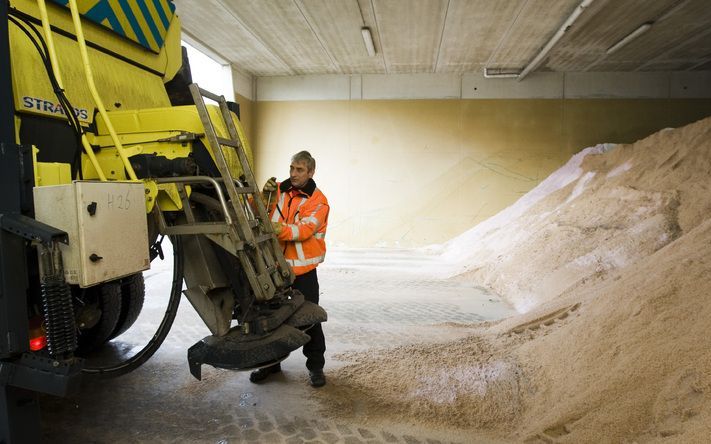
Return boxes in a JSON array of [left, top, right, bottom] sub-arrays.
[[271, 221, 283, 235], [262, 177, 277, 193], [261, 177, 278, 207]]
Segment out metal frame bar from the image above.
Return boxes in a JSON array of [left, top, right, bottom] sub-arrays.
[[155, 176, 233, 225]]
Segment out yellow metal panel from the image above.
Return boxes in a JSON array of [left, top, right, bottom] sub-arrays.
[[10, 0, 182, 78], [92, 106, 254, 178], [144, 178, 158, 212], [204, 106, 248, 178], [161, 15, 182, 82], [127, 2, 158, 50], [10, 25, 170, 124], [32, 146, 39, 185], [156, 183, 186, 211], [81, 148, 124, 180], [80, 106, 255, 215], [34, 140, 72, 186], [36, 162, 73, 186], [50, 0, 175, 52], [81, 141, 191, 181], [145, 0, 167, 36], [90, 132, 193, 158], [94, 106, 204, 134], [107, 0, 139, 46]]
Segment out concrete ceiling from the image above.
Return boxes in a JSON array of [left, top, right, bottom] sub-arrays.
[[174, 0, 711, 77]]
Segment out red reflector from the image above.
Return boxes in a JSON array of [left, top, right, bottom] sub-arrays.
[[29, 335, 47, 351]]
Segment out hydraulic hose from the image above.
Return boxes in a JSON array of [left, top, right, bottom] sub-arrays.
[[81, 237, 183, 378], [27, 1, 107, 179]]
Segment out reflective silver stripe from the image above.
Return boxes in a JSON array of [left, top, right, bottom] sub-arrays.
[[286, 255, 325, 267], [302, 216, 319, 225], [309, 203, 322, 216], [272, 192, 286, 222], [294, 241, 306, 261], [305, 203, 324, 229], [314, 232, 325, 239], [297, 196, 308, 210], [291, 196, 308, 223], [290, 224, 299, 239]]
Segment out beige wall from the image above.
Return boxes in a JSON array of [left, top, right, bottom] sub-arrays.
[[253, 99, 711, 248], [234, 92, 253, 144]]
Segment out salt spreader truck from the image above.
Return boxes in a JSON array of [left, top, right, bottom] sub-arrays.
[[0, 0, 325, 439]]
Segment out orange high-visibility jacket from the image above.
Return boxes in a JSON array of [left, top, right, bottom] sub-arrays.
[[269, 178, 329, 276]]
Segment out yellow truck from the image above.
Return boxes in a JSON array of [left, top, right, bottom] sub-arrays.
[[0, 1, 324, 437]]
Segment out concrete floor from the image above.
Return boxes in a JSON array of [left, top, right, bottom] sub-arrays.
[[41, 248, 514, 443]]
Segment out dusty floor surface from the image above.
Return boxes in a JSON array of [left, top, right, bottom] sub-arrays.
[[40, 248, 514, 443]]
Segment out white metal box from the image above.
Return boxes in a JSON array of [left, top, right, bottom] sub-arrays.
[[33, 181, 150, 287]]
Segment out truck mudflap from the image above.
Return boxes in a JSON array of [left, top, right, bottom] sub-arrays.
[[187, 324, 310, 380], [285, 301, 328, 330]]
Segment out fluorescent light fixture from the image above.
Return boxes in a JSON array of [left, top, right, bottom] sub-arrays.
[[606, 22, 653, 55], [361, 27, 376, 57], [484, 68, 521, 78]]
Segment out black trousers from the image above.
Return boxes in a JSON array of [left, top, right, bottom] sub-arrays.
[[292, 268, 326, 371]]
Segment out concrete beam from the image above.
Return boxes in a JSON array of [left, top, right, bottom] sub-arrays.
[[255, 71, 711, 101]]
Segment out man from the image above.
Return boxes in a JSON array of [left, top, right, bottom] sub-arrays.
[[250, 150, 330, 387]]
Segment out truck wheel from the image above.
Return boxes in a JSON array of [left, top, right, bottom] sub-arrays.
[[109, 273, 145, 340], [76, 281, 122, 353], [82, 236, 183, 378]]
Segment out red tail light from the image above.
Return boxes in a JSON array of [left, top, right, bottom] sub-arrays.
[[28, 316, 47, 351], [29, 335, 47, 351]]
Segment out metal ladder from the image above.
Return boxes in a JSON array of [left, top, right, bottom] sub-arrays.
[[174, 83, 293, 302]]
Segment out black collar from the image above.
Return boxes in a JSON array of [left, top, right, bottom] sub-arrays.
[[280, 178, 316, 196]]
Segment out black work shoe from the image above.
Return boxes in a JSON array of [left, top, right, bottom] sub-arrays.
[[309, 369, 326, 388], [249, 364, 281, 383]]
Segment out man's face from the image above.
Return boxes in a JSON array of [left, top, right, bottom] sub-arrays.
[[290, 160, 314, 189]]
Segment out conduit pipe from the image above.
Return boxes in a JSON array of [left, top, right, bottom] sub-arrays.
[[67, 0, 138, 180], [36, 0, 106, 180], [606, 23, 652, 55], [517, 0, 596, 81]]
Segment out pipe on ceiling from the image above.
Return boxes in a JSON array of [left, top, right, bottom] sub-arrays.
[[606, 22, 653, 55], [516, 0, 596, 81]]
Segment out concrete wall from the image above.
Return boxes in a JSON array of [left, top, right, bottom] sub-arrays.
[[249, 72, 711, 248], [231, 67, 255, 153]]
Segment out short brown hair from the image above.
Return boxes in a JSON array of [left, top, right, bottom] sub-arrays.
[[291, 150, 315, 172]]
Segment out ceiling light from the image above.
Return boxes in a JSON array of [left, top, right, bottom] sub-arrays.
[[484, 68, 521, 78], [361, 27, 376, 57], [606, 23, 653, 55]]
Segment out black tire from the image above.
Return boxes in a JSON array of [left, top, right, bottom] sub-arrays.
[[109, 273, 145, 340], [76, 281, 123, 353], [82, 236, 183, 378]]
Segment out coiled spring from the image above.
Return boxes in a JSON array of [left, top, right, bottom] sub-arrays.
[[41, 275, 77, 357]]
